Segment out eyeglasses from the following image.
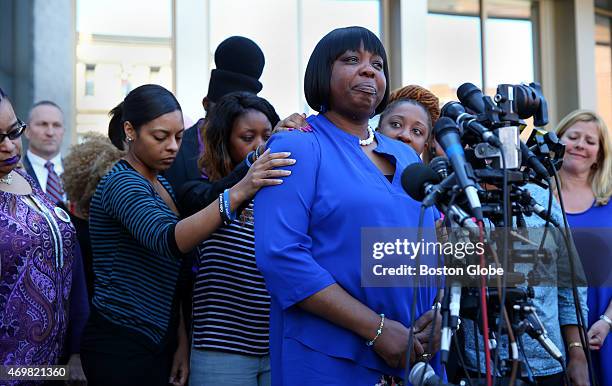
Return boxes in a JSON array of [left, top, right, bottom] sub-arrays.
[[0, 119, 27, 143]]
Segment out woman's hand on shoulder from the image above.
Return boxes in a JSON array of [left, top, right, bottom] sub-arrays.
[[231, 149, 296, 203], [272, 113, 310, 134]]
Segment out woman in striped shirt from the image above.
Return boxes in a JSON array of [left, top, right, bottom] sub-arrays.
[[80, 84, 294, 386], [178, 91, 284, 386]]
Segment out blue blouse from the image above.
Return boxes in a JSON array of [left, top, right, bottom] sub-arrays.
[[567, 201, 612, 386], [254, 114, 439, 377]]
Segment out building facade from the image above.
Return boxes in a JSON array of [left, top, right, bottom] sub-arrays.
[[1, 0, 610, 150]]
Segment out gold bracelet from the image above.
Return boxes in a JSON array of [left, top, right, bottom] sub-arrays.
[[568, 341, 582, 350]]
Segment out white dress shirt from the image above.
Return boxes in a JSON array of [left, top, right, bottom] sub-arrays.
[[27, 150, 64, 197]]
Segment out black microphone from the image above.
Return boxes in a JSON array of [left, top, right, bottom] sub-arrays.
[[409, 362, 452, 386], [441, 102, 501, 148], [401, 163, 456, 207], [530, 201, 560, 228], [429, 156, 450, 179], [434, 117, 484, 221], [457, 82, 486, 114], [520, 141, 549, 179]]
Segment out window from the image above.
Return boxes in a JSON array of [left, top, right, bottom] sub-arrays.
[[75, 0, 173, 137], [425, 12, 482, 104], [208, 0, 380, 117], [595, 13, 612, 129], [85, 64, 96, 96], [425, 0, 535, 106]]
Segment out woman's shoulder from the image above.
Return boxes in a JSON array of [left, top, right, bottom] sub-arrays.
[[14, 168, 42, 193], [267, 128, 321, 160], [98, 160, 146, 191]]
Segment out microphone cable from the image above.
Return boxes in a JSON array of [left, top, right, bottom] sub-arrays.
[[405, 205, 427, 383], [478, 220, 493, 386], [453, 333, 475, 386], [493, 145, 510, 386], [537, 178, 554, 252]]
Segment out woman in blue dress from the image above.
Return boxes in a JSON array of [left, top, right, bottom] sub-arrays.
[[556, 109, 612, 386], [254, 27, 440, 385]]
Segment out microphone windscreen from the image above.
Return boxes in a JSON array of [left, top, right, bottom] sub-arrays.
[[457, 82, 486, 114], [401, 163, 440, 201], [433, 117, 460, 144]]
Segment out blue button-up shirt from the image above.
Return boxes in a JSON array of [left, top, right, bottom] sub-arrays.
[[255, 114, 440, 379]]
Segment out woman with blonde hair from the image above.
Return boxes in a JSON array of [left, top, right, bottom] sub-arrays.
[[62, 133, 125, 300], [556, 109, 612, 386]]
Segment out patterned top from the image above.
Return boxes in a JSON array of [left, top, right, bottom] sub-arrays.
[[192, 202, 270, 356], [89, 160, 188, 348], [567, 201, 612, 386], [0, 169, 77, 371]]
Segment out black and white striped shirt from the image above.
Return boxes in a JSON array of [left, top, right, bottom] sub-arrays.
[[89, 160, 187, 347], [192, 203, 270, 356]]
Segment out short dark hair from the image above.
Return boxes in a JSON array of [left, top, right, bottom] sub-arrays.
[[200, 91, 280, 181], [108, 84, 182, 150], [31, 100, 62, 112], [304, 26, 390, 116], [28, 100, 64, 123]]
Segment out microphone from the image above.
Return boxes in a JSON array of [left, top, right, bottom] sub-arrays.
[[530, 201, 560, 228], [444, 204, 479, 231], [520, 141, 549, 179], [524, 309, 563, 361], [457, 82, 486, 114], [434, 117, 484, 221], [409, 362, 451, 386], [401, 163, 456, 207], [440, 284, 462, 364], [429, 156, 450, 179], [441, 102, 502, 148]]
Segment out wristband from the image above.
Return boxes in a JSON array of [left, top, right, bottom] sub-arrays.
[[245, 151, 255, 167], [223, 189, 236, 223], [254, 145, 263, 160], [218, 190, 236, 226], [366, 313, 385, 347], [600, 314, 612, 329], [218, 192, 231, 226]]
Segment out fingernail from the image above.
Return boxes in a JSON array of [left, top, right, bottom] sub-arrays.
[[283, 152, 291, 156], [289, 159, 296, 164]]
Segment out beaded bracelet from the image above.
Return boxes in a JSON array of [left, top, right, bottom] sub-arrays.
[[366, 313, 385, 347]]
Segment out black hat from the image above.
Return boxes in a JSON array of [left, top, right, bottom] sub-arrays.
[[207, 36, 265, 102]]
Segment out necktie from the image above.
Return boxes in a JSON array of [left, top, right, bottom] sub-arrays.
[[45, 161, 65, 203]]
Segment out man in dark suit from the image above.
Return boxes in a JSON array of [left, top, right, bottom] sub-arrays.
[[23, 100, 66, 203], [163, 36, 265, 193]]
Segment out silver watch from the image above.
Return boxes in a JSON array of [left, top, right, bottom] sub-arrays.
[[600, 314, 612, 329]]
